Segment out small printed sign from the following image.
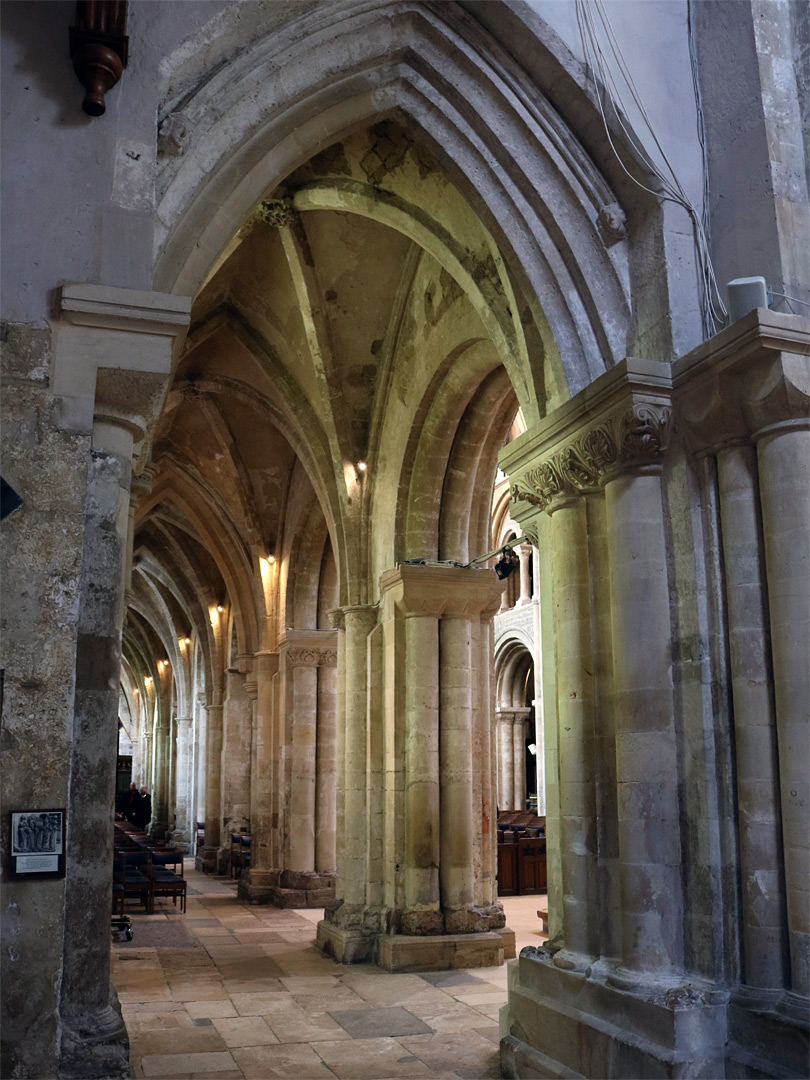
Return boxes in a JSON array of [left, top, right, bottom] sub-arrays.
[[9, 810, 66, 880]]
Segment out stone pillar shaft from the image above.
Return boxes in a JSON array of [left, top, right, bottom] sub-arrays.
[[512, 715, 527, 811], [316, 664, 337, 874], [605, 470, 682, 978], [499, 715, 514, 811], [517, 542, 533, 606], [403, 612, 441, 928], [60, 436, 131, 1041], [289, 664, 318, 873], [756, 424, 810, 996], [173, 717, 193, 846], [203, 702, 223, 856], [717, 442, 788, 990], [439, 615, 474, 918], [551, 499, 599, 963], [340, 606, 376, 905]]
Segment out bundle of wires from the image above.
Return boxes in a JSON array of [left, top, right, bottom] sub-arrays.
[[575, 0, 728, 337]]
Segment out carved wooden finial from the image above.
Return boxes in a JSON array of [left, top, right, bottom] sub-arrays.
[[69, 1, 129, 117]]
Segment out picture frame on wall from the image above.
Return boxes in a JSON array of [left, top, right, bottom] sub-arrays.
[[9, 809, 66, 880]]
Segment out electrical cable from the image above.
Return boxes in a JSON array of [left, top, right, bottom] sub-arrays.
[[768, 291, 810, 311], [575, 0, 728, 337]]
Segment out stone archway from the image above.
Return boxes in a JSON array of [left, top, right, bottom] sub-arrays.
[[494, 637, 539, 815]]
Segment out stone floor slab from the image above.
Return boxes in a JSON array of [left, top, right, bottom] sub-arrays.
[[329, 1006, 434, 1039], [140, 1051, 237, 1076], [232, 1043, 337, 1079]]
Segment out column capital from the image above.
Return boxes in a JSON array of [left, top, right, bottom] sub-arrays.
[[380, 563, 502, 619], [674, 309, 810, 453], [502, 358, 672, 526], [280, 628, 338, 667]]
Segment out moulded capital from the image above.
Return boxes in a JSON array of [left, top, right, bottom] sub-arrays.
[[380, 563, 502, 619], [674, 308, 810, 453], [502, 357, 673, 523]]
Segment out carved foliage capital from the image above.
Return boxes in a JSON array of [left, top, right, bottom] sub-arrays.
[[510, 403, 671, 512], [258, 198, 296, 229], [287, 647, 337, 667]]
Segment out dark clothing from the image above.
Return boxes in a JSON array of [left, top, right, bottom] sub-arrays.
[[124, 790, 142, 824], [136, 793, 152, 829]]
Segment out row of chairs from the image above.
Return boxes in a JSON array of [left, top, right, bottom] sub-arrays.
[[113, 823, 188, 914], [230, 832, 251, 879]]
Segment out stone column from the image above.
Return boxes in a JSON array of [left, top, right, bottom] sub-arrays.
[[716, 442, 787, 992], [53, 283, 190, 1077], [316, 662, 338, 874], [755, 420, 810, 998], [289, 662, 318, 873], [239, 650, 279, 901], [385, 565, 504, 947], [317, 607, 376, 963], [403, 608, 442, 933], [550, 497, 599, 969], [220, 665, 252, 865], [605, 459, 682, 983], [497, 711, 515, 811], [512, 711, 528, 811], [340, 606, 377, 905], [142, 729, 153, 791], [198, 698, 223, 873], [173, 717, 193, 849], [517, 540, 533, 606], [675, 311, 809, 1016], [441, 612, 487, 929], [150, 667, 173, 836]]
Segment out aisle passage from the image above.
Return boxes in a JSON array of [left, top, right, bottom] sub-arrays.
[[112, 865, 547, 1079]]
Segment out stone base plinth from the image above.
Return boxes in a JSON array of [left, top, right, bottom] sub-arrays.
[[247, 870, 336, 908], [377, 931, 504, 973], [500, 928, 516, 960], [316, 919, 373, 964], [237, 868, 280, 904], [501, 948, 729, 1079], [195, 845, 219, 874], [726, 990, 809, 1078], [58, 985, 133, 1079]]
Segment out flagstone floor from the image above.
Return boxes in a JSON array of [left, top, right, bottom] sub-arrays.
[[112, 864, 548, 1080]]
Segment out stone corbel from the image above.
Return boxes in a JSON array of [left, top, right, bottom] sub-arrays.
[[502, 357, 673, 530], [55, 284, 191, 466], [674, 308, 810, 452]]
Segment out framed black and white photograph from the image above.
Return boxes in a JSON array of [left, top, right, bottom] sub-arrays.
[[9, 809, 66, 879]]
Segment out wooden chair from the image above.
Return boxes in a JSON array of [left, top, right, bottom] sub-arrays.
[[121, 850, 152, 913], [149, 850, 187, 913]]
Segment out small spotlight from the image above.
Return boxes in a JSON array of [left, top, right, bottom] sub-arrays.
[[217, 604, 224, 612], [184, 637, 191, 645], [133, 688, 139, 695], [494, 546, 519, 581], [144, 676, 153, 685], [267, 555, 276, 565], [357, 461, 367, 473]]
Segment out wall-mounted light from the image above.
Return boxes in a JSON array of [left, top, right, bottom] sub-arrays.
[[356, 461, 367, 473], [144, 676, 153, 685], [217, 604, 223, 612], [266, 554, 276, 564], [133, 687, 139, 695], [183, 637, 191, 645]]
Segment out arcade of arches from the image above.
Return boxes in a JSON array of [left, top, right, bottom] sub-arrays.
[[1, 3, 808, 1079]]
